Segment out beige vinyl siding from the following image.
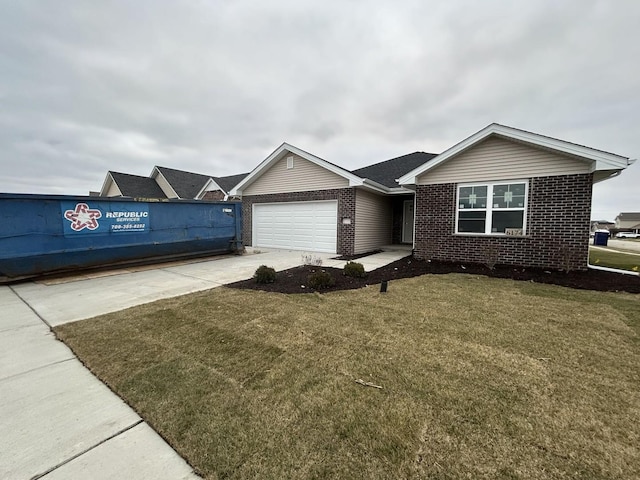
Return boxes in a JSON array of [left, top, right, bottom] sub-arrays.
[[154, 173, 179, 198], [354, 190, 392, 254], [244, 154, 349, 195], [616, 219, 640, 229], [418, 136, 591, 185], [105, 180, 122, 197]]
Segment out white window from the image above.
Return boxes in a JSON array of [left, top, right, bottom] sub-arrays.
[[456, 181, 527, 235]]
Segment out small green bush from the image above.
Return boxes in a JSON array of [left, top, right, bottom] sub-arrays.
[[254, 265, 276, 284], [343, 261, 366, 278], [307, 270, 335, 290]]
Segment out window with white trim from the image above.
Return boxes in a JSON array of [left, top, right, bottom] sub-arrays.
[[456, 181, 528, 235]]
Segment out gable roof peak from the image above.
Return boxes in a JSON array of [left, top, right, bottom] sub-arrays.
[[230, 142, 364, 195], [153, 165, 213, 199], [398, 123, 632, 185], [105, 171, 168, 198]]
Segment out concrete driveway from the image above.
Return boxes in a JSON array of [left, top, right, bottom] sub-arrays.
[[1, 247, 410, 479]]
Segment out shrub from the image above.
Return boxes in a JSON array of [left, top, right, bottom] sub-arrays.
[[254, 265, 276, 284], [343, 261, 366, 278], [307, 270, 335, 290], [482, 244, 500, 270]]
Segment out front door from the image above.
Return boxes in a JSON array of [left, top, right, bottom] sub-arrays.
[[402, 200, 414, 244]]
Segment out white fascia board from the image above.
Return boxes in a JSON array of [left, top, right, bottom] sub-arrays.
[[99, 172, 121, 197], [230, 142, 365, 195], [149, 165, 163, 181], [386, 186, 416, 195], [99, 173, 113, 196], [398, 123, 631, 185], [358, 182, 416, 195], [151, 166, 180, 199], [195, 178, 221, 199], [490, 125, 630, 170], [100, 172, 124, 197], [359, 179, 391, 194]]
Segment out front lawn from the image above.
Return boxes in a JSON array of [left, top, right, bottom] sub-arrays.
[[55, 275, 640, 479], [589, 247, 640, 272]]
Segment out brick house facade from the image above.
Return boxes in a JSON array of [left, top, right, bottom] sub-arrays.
[[233, 125, 632, 270], [414, 173, 593, 271]]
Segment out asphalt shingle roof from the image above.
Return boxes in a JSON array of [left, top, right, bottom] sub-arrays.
[[156, 166, 212, 199], [214, 173, 248, 193], [110, 150, 437, 199], [351, 152, 438, 188], [109, 172, 167, 198]]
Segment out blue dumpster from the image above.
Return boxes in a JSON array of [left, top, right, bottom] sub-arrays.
[[593, 231, 609, 246], [0, 193, 243, 279]]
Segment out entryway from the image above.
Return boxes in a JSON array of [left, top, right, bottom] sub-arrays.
[[402, 200, 414, 244]]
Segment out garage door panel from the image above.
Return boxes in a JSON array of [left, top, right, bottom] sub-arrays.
[[253, 201, 337, 253]]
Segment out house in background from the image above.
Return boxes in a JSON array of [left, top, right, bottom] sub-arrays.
[[232, 123, 634, 271], [100, 172, 169, 198], [99, 166, 247, 200], [590, 220, 615, 233], [196, 172, 249, 201], [615, 212, 640, 234]]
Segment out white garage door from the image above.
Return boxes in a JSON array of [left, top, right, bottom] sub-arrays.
[[253, 201, 338, 253]]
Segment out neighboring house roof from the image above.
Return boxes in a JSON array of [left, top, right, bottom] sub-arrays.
[[100, 165, 246, 200], [105, 172, 168, 198], [352, 152, 438, 188], [398, 123, 635, 185], [195, 172, 250, 199], [154, 166, 212, 199], [615, 212, 640, 230], [213, 173, 249, 194]]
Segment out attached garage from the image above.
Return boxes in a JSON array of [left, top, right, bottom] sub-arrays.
[[252, 200, 338, 253]]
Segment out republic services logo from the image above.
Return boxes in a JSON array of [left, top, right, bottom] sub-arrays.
[[64, 203, 102, 231]]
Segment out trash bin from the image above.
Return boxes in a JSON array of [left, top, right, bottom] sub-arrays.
[[594, 231, 609, 246]]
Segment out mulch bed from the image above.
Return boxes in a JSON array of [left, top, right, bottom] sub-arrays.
[[331, 249, 383, 261], [227, 256, 640, 294]]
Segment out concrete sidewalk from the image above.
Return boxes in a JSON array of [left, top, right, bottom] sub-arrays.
[[1, 247, 410, 479], [0, 286, 201, 480]]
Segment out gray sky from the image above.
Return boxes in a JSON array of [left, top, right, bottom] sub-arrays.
[[1, 0, 638, 221]]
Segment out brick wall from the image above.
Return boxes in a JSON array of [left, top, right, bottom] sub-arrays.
[[201, 190, 225, 201], [242, 188, 356, 255], [414, 173, 593, 270]]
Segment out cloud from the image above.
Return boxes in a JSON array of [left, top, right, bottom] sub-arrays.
[[0, 0, 637, 221]]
